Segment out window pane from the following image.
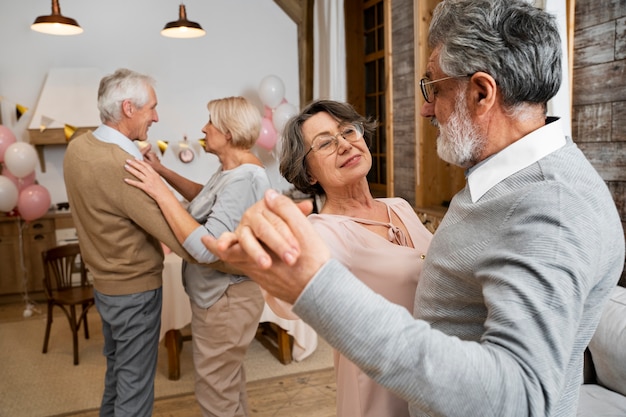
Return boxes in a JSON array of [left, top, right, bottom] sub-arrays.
[[360, 0, 386, 195], [364, 6, 375, 31], [365, 96, 376, 118], [365, 61, 376, 94], [365, 30, 376, 54], [378, 60, 385, 95]]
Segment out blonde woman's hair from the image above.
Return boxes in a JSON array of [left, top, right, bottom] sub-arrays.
[[207, 96, 262, 149]]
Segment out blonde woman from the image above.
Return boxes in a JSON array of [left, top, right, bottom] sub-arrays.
[[124, 96, 270, 417]]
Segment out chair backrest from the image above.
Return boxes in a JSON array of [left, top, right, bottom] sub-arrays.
[[41, 244, 88, 295]]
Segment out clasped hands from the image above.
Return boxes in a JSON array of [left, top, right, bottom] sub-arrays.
[[201, 189, 331, 304]]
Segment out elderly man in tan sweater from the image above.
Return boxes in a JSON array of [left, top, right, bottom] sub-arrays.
[[64, 68, 193, 417]]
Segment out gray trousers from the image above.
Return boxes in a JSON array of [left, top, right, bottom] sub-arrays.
[[95, 288, 162, 417]]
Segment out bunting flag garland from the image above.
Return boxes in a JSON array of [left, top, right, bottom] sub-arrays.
[[0, 96, 33, 126], [40, 115, 54, 132], [0, 95, 80, 133], [157, 140, 169, 155], [16, 104, 29, 121], [64, 124, 77, 141]]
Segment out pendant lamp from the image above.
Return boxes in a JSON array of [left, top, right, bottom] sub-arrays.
[[31, 0, 83, 36], [161, 4, 206, 39]]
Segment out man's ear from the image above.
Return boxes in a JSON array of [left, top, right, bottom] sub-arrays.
[[468, 72, 497, 116], [122, 100, 134, 117]]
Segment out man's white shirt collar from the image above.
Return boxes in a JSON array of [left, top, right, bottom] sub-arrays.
[[467, 118, 566, 202], [92, 125, 143, 160]]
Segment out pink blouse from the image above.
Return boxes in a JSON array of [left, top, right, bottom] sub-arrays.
[[308, 197, 432, 417]]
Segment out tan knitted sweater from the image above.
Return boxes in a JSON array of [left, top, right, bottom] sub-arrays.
[[64, 131, 193, 296]]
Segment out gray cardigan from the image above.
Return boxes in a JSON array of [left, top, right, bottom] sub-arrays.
[[293, 138, 625, 417]]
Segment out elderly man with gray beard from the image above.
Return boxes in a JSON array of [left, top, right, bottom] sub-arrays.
[[201, 0, 626, 416]]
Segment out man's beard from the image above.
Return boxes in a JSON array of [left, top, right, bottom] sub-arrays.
[[434, 90, 486, 168]]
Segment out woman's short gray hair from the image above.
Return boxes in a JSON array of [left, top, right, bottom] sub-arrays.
[[279, 100, 377, 196], [429, 0, 562, 109], [97, 68, 155, 124]]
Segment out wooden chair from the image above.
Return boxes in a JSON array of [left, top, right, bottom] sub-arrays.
[[41, 243, 95, 365]]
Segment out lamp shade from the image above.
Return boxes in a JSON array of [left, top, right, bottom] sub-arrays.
[[31, 0, 83, 36], [161, 4, 205, 38]]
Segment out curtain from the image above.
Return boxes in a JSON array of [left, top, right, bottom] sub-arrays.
[[313, 0, 346, 101]]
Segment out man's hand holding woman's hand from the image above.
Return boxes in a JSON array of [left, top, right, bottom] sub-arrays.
[[202, 189, 331, 304]]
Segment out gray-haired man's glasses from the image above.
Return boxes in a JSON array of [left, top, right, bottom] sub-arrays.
[[420, 75, 472, 103]]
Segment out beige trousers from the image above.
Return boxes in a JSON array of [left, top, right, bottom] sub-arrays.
[[190, 280, 264, 417]]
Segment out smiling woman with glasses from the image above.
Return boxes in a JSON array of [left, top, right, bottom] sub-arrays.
[[268, 99, 433, 417]]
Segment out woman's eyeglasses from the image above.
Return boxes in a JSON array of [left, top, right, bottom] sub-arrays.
[[304, 123, 364, 158]]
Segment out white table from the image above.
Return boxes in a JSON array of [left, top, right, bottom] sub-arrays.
[[160, 252, 318, 379]]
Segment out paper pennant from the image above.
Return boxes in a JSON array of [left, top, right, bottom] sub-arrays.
[[16, 104, 29, 121], [157, 140, 169, 155], [40, 115, 54, 132], [64, 124, 77, 141]]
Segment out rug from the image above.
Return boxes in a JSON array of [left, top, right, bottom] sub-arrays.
[[0, 308, 333, 417]]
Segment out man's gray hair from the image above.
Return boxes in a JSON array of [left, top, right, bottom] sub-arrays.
[[429, 0, 562, 108], [97, 68, 156, 123]]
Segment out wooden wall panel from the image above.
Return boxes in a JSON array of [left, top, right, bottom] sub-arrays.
[[574, 0, 626, 29], [571, 0, 625, 280], [573, 60, 626, 106], [572, 103, 612, 142], [577, 142, 626, 181], [617, 17, 626, 59], [612, 101, 626, 141], [391, 0, 418, 205], [573, 21, 615, 68]]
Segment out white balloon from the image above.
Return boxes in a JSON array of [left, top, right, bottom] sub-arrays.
[[0, 175, 19, 212], [272, 102, 298, 133], [4, 142, 38, 178], [258, 75, 285, 109]]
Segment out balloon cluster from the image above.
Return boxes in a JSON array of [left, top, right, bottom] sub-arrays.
[[256, 75, 298, 151], [0, 125, 51, 221]]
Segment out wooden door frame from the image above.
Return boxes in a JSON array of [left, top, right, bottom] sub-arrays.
[[273, 0, 315, 109]]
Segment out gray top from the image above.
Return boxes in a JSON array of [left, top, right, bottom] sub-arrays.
[[182, 163, 270, 308], [292, 120, 625, 417]]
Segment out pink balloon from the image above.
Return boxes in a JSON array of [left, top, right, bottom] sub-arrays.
[[256, 117, 277, 150], [263, 105, 273, 121], [17, 184, 51, 222], [1, 166, 36, 191], [0, 125, 17, 163]]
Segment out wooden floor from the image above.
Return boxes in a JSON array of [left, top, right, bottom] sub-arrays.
[[0, 301, 337, 417], [64, 368, 337, 417]]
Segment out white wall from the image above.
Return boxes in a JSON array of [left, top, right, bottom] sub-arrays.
[[0, 0, 297, 205]]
